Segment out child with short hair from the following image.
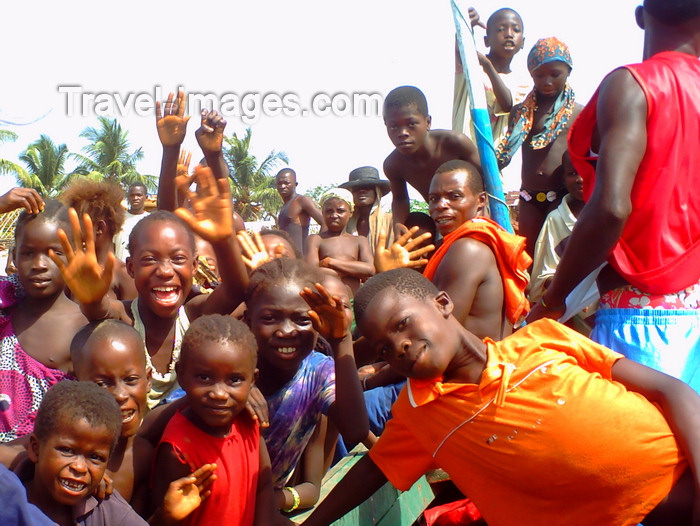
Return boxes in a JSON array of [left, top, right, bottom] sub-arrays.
[[454, 7, 530, 192], [70, 320, 153, 503], [455, 7, 529, 140], [304, 268, 700, 526], [497, 37, 583, 258], [0, 198, 88, 442], [52, 167, 249, 408], [22, 380, 147, 525], [153, 314, 285, 526], [70, 320, 217, 520], [383, 86, 482, 226], [59, 178, 137, 300], [305, 188, 375, 295]]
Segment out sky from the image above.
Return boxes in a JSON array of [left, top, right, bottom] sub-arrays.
[[0, 0, 644, 198]]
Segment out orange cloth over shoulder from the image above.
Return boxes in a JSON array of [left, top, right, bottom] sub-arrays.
[[423, 217, 531, 324]]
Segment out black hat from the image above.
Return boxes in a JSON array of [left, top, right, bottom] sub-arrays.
[[339, 166, 391, 197]]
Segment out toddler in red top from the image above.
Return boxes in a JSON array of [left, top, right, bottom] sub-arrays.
[[153, 315, 283, 526]]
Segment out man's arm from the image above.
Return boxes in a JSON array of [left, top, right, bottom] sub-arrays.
[[384, 157, 410, 227], [528, 68, 647, 321], [299, 196, 325, 229], [432, 238, 491, 328], [611, 358, 700, 522], [302, 454, 387, 526]]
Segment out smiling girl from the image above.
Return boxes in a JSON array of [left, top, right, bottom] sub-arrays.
[[53, 167, 249, 409], [0, 198, 87, 442]]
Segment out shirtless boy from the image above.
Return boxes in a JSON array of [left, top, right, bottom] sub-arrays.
[[305, 189, 374, 295], [276, 168, 324, 255], [382, 86, 482, 227]]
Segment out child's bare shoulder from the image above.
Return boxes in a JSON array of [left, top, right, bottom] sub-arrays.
[[383, 149, 405, 180], [431, 130, 478, 160]]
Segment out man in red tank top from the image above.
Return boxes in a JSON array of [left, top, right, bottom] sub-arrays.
[[527, 0, 700, 392]]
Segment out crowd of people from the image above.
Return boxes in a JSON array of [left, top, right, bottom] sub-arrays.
[[0, 0, 698, 525]]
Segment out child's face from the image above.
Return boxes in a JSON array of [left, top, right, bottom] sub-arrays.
[[195, 237, 219, 275], [563, 155, 584, 202], [485, 10, 524, 59], [359, 288, 457, 380], [428, 170, 486, 237], [177, 341, 256, 437], [126, 221, 196, 319], [351, 185, 377, 208], [14, 220, 67, 299], [74, 334, 151, 439], [531, 61, 570, 98], [383, 104, 431, 155], [247, 281, 318, 374], [323, 198, 351, 233], [29, 418, 112, 507]]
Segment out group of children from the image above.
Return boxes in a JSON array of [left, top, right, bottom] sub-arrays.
[[1, 1, 699, 525]]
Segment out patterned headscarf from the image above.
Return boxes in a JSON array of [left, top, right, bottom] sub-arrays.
[[496, 37, 576, 168], [320, 188, 354, 213], [527, 37, 573, 73]]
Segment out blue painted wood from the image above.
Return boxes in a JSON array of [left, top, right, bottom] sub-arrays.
[[451, 0, 513, 233]]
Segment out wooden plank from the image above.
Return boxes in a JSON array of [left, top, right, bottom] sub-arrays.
[[293, 446, 434, 525]]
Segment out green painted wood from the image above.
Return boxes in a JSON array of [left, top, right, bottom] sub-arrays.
[[293, 446, 434, 525]]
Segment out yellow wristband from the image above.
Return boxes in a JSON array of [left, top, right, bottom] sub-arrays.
[[283, 486, 301, 513]]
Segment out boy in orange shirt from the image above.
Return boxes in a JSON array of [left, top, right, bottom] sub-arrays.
[[303, 269, 700, 526]]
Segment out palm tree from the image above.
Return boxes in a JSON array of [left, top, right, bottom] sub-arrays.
[[73, 117, 156, 191], [16, 135, 74, 197], [0, 130, 29, 182], [224, 128, 289, 221]]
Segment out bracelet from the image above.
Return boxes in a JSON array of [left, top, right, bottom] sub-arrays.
[[282, 486, 301, 513], [362, 375, 369, 391], [541, 295, 565, 311]]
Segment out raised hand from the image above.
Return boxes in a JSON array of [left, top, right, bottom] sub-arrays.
[[162, 464, 217, 521], [156, 90, 190, 147], [175, 166, 234, 243], [374, 225, 434, 273], [468, 7, 487, 29], [195, 110, 226, 155], [0, 187, 44, 214], [300, 283, 348, 340], [237, 230, 272, 271], [49, 208, 114, 305], [176, 150, 193, 183], [175, 150, 194, 207]]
